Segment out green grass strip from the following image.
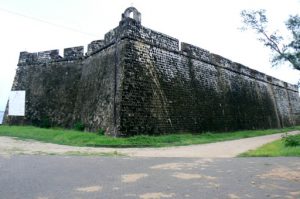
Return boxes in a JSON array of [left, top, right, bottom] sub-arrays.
[[239, 134, 300, 157], [0, 125, 299, 148]]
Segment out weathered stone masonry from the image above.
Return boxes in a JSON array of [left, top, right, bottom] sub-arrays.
[[4, 7, 300, 136]]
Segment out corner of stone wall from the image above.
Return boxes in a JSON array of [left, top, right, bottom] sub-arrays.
[[18, 51, 38, 65]]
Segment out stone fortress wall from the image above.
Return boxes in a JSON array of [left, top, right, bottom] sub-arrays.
[[4, 7, 300, 136]]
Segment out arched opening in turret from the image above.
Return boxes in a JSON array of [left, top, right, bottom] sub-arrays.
[[129, 11, 134, 19], [122, 7, 141, 24]]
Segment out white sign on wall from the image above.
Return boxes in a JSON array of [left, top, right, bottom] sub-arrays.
[[8, 91, 26, 116]]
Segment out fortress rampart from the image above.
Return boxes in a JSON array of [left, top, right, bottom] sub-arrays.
[[4, 7, 300, 136]]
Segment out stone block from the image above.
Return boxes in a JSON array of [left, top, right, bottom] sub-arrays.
[[87, 40, 105, 55], [18, 51, 38, 65], [211, 53, 232, 69], [181, 42, 211, 62], [64, 46, 84, 60], [37, 50, 60, 62]]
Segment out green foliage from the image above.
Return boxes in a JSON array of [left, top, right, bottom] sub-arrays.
[[40, 117, 51, 128], [285, 15, 300, 70], [97, 128, 105, 136], [32, 117, 51, 128], [0, 125, 299, 148], [282, 133, 300, 147], [240, 10, 300, 70], [74, 122, 85, 131], [240, 134, 300, 157]]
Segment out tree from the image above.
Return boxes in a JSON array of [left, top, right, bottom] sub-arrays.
[[240, 10, 300, 71]]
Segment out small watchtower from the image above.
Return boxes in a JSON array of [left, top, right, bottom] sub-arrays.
[[121, 7, 141, 24]]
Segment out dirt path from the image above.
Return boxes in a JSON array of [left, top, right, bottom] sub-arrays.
[[0, 131, 299, 158]]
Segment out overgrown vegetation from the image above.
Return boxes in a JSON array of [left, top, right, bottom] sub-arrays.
[[97, 128, 105, 136], [240, 134, 300, 157], [74, 122, 85, 131], [0, 125, 299, 148], [32, 117, 51, 128], [282, 132, 300, 147]]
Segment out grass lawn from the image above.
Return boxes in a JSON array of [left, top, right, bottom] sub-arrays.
[[0, 125, 299, 148], [239, 134, 300, 157]]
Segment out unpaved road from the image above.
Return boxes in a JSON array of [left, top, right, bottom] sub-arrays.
[[0, 131, 299, 158]]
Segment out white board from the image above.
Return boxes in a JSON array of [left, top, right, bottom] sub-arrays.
[[8, 91, 26, 116]]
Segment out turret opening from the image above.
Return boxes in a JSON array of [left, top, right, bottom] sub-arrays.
[[122, 7, 141, 24]]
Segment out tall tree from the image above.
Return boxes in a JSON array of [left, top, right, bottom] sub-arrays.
[[240, 10, 300, 71]]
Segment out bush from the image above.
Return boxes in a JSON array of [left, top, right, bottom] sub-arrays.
[[32, 117, 51, 128], [97, 128, 105, 136], [282, 133, 300, 147], [40, 117, 51, 128], [74, 122, 85, 131]]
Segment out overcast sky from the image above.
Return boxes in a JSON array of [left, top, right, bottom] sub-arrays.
[[0, 0, 299, 111]]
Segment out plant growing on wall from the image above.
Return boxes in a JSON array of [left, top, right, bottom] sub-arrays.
[[97, 128, 105, 135], [74, 122, 85, 131]]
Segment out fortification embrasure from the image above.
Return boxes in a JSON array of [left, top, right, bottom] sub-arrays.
[[4, 7, 300, 136]]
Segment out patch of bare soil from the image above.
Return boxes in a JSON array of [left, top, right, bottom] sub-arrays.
[[139, 192, 175, 199], [172, 172, 216, 180], [150, 159, 213, 170], [259, 166, 300, 182], [289, 191, 300, 197], [75, 186, 102, 192], [121, 173, 148, 183], [228, 193, 240, 199], [258, 183, 289, 190]]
